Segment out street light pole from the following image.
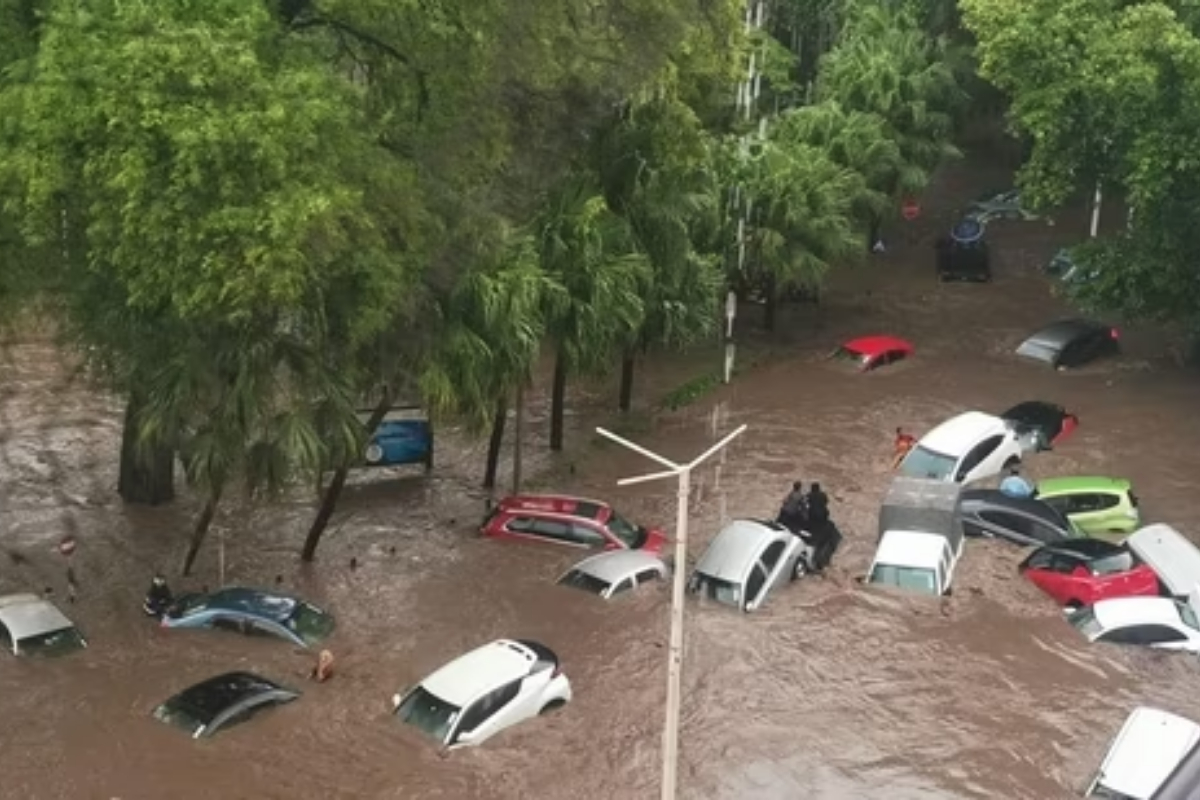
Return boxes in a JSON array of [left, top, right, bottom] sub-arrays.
[[595, 423, 748, 800]]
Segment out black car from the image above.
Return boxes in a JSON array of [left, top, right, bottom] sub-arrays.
[[152, 671, 299, 738], [935, 218, 992, 282], [1015, 319, 1120, 369], [958, 490, 1077, 546], [1000, 401, 1079, 451]]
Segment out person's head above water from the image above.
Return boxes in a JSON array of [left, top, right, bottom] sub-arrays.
[[792, 481, 802, 492], [811, 482, 822, 493]]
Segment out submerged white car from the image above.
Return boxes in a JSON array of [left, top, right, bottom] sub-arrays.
[[556, 550, 667, 600], [898, 411, 1031, 484], [392, 639, 572, 749], [1069, 592, 1200, 653], [1087, 706, 1200, 799], [0, 593, 87, 656]]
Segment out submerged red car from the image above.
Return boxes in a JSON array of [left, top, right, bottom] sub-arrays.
[[831, 335, 915, 372], [1019, 538, 1161, 609], [482, 495, 668, 554]]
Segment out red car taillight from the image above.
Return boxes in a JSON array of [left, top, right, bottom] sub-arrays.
[[1110, 327, 1120, 340]]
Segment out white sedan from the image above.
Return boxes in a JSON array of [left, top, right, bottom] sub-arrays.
[[898, 410, 1031, 484], [1069, 594, 1200, 653], [556, 550, 667, 600], [392, 639, 572, 749]]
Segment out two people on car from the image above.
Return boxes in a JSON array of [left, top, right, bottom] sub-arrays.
[[777, 481, 839, 573]]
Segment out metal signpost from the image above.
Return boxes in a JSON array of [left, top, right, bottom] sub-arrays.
[[594, 424, 748, 800]]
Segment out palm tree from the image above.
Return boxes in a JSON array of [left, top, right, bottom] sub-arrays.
[[140, 320, 360, 575], [734, 135, 863, 330], [535, 176, 649, 450], [816, 4, 965, 201], [771, 101, 903, 246], [592, 99, 722, 411]]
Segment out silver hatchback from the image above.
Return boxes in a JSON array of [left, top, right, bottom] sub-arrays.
[[687, 519, 810, 612]]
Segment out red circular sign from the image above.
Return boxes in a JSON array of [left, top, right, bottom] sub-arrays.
[[901, 199, 920, 220]]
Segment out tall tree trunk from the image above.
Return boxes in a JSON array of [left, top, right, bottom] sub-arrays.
[[512, 383, 525, 494], [181, 486, 222, 576], [549, 349, 567, 451], [483, 396, 507, 490], [764, 274, 777, 332], [618, 350, 636, 412], [117, 393, 175, 505], [301, 387, 394, 562]]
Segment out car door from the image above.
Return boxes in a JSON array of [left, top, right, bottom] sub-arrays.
[[1026, 552, 1075, 604], [449, 679, 523, 748], [567, 522, 611, 550], [759, 537, 801, 594], [525, 519, 587, 548], [1053, 555, 1095, 605], [957, 435, 1004, 483]]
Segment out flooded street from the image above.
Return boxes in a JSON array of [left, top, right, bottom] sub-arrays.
[[3, 156, 1200, 799]]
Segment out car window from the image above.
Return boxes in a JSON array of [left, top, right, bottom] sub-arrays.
[[1090, 552, 1134, 575], [900, 445, 957, 481], [744, 564, 768, 607], [1040, 496, 1070, 516], [505, 516, 537, 534], [1048, 554, 1081, 574], [1071, 493, 1119, 512], [957, 435, 1003, 480], [609, 577, 634, 597], [634, 568, 662, 586], [1024, 550, 1054, 570], [887, 349, 908, 364], [979, 510, 1034, 537], [759, 540, 787, 572], [213, 615, 268, 636], [1029, 520, 1065, 544], [1097, 627, 1145, 645], [568, 523, 608, 547], [1142, 625, 1188, 644], [455, 679, 522, 739], [529, 519, 572, 542]]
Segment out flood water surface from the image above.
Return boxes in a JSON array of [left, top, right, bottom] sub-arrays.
[[3, 161, 1200, 799]]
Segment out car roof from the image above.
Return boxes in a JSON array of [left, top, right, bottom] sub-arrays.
[[1097, 706, 1200, 799], [496, 494, 609, 521], [565, 550, 666, 585], [1036, 476, 1131, 495], [842, 335, 913, 357], [874, 531, 948, 568], [421, 639, 546, 707], [199, 588, 303, 623], [1092, 596, 1184, 629], [1019, 318, 1105, 351], [1037, 538, 1125, 561], [164, 671, 290, 725], [0, 593, 77, 641], [1001, 400, 1066, 422], [1125, 524, 1200, 597], [693, 519, 789, 582], [919, 411, 1008, 456], [959, 490, 1068, 526]]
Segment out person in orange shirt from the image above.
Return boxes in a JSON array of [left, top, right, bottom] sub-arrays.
[[892, 427, 916, 470]]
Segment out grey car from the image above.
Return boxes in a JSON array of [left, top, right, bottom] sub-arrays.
[[1016, 319, 1120, 369], [0, 593, 87, 657], [152, 671, 299, 739], [687, 519, 811, 612], [959, 490, 1079, 546], [556, 550, 667, 600]]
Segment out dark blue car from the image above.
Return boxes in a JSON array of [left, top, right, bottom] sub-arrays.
[[362, 406, 433, 470], [161, 587, 335, 649]]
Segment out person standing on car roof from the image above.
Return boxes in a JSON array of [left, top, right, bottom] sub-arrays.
[[777, 481, 808, 533]]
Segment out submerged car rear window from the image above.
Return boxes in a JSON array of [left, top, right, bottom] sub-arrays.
[[868, 565, 938, 595], [396, 685, 460, 743]]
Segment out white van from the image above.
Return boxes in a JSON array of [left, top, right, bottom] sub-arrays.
[[867, 530, 959, 597], [1087, 706, 1200, 799], [1126, 524, 1200, 598]]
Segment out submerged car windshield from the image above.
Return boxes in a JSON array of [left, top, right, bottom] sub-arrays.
[[689, 573, 742, 608], [899, 445, 958, 481], [869, 565, 937, 595], [395, 685, 460, 743], [832, 347, 869, 364], [606, 511, 646, 548], [285, 602, 335, 646], [17, 627, 86, 657], [1069, 607, 1104, 637], [557, 569, 612, 596]]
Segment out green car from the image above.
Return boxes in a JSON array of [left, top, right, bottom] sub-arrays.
[[1034, 477, 1141, 539]]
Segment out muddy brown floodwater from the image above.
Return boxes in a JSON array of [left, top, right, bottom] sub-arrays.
[[3, 154, 1200, 800]]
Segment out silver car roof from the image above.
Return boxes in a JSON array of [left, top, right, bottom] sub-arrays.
[[1018, 319, 1102, 352], [0, 593, 77, 641], [564, 550, 667, 585], [694, 519, 787, 583]]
